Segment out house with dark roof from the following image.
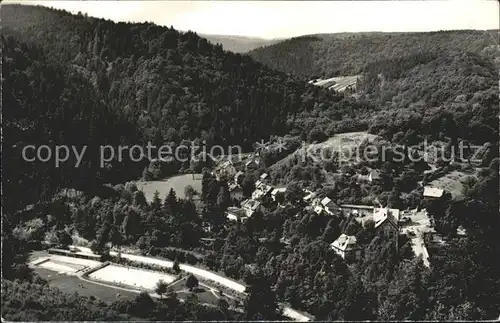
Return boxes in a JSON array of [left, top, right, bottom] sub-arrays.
[[373, 207, 399, 239]]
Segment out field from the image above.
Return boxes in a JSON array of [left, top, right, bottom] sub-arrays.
[[136, 173, 202, 202], [270, 131, 379, 171], [311, 75, 360, 92], [88, 264, 177, 291]]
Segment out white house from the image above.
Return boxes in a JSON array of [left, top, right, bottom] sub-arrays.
[[358, 170, 381, 183], [225, 207, 248, 222], [314, 205, 324, 215], [303, 190, 317, 203], [241, 199, 261, 217], [331, 234, 362, 261], [252, 183, 272, 200], [271, 187, 287, 201], [368, 170, 381, 182]]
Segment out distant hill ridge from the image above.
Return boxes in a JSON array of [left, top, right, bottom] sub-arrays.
[[249, 29, 500, 78], [199, 34, 282, 53]]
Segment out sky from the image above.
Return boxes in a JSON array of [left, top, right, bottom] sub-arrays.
[[5, 0, 499, 39]]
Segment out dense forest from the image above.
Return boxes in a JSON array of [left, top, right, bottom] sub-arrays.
[[2, 4, 500, 322], [2, 4, 359, 212], [249, 30, 500, 78]]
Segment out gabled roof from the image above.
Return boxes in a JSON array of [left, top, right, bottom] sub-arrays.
[[260, 173, 268, 180], [457, 225, 467, 236], [321, 197, 332, 206], [331, 234, 359, 251], [423, 186, 444, 198], [373, 207, 400, 229], [303, 191, 317, 201]]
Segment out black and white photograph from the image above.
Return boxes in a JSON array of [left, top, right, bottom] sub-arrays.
[[2, 0, 500, 321]]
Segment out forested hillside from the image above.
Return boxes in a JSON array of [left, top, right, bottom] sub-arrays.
[[2, 4, 358, 211], [288, 50, 499, 146], [249, 30, 500, 78]]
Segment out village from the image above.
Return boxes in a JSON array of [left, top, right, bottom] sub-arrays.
[[212, 153, 467, 268]]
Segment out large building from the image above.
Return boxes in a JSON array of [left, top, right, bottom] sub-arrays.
[[373, 207, 400, 238], [252, 181, 272, 200]]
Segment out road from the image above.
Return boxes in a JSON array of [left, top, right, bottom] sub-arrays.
[[73, 246, 312, 321]]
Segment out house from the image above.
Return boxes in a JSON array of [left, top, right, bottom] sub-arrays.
[[252, 183, 272, 200], [260, 173, 268, 181], [331, 234, 362, 262], [321, 197, 340, 215], [214, 160, 236, 180], [311, 197, 322, 207], [225, 207, 248, 222], [271, 187, 287, 201], [423, 186, 444, 198], [373, 207, 399, 238], [314, 205, 324, 215], [358, 170, 381, 183], [280, 237, 291, 245], [303, 190, 317, 203], [457, 225, 467, 236], [368, 170, 381, 182], [241, 199, 261, 217]]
